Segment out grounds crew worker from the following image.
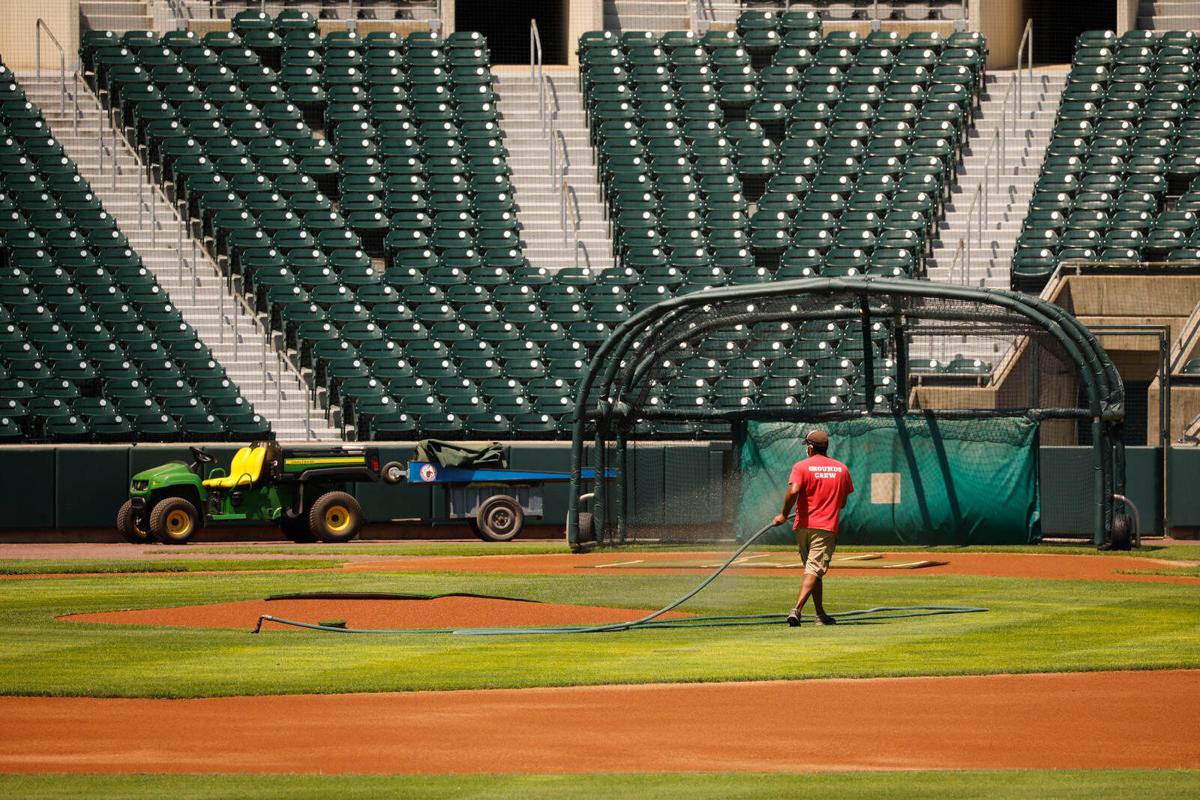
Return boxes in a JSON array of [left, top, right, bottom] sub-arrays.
[[772, 430, 854, 627]]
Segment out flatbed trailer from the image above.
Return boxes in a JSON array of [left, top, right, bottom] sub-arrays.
[[406, 461, 613, 542]]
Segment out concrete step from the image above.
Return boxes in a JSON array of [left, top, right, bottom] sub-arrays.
[[919, 71, 1067, 362], [32, 79, 340, 441], [495, 69, 614, 272]]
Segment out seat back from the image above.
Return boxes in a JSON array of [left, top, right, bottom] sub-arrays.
[[227, 445, 267, 486]]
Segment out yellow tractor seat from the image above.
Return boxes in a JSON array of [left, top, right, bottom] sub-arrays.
[[202, 446, 267, 490]]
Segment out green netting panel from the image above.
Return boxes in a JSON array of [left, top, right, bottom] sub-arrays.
[[736, 415, 1041, 545]]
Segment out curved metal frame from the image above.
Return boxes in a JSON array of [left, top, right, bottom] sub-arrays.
[[567, 277, 1125, 549]]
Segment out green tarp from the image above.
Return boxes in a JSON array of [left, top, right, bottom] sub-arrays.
[[414, 439, 505, 468], [737, 415, 1042, 545]]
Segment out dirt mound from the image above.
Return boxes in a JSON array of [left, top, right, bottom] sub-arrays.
[[62, 595, 692, 631]]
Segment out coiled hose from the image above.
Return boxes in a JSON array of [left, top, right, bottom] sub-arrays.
[[252, 522, 987, 635]]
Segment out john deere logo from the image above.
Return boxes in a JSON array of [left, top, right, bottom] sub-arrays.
[[419, 464, 437, 482]]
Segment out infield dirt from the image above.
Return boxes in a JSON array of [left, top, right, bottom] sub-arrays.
[[0, 670, 1196, 774]]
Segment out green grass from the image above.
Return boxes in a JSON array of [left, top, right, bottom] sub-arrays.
[[176, 541, 1200, 560], [1, 564, 1197, 698], [1117, 567, 1200, 577], [2, 771, 1198, 799], [173, 542, 575, 557], [0, 559, 343, 575]]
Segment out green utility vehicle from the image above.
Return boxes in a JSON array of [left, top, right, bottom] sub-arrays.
[[117, 442, 404, 545]]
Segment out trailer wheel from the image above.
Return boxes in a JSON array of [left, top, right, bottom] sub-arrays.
[[474, 495, 524, 542], [149, 497, 200, 545], [309, 491, 363, 543], [116, 500, 150, 544], [1110, 513, 1133, 551], [280, 511, 316, 543], [381, 461, 405, 485], [467, 517, 485, 541], [577, 512, 595, 545]]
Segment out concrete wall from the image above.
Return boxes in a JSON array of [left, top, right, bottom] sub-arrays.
[[1116, 0, 1139, 35], [0, 0, 79, 73], [976, 0, 1028, 70], [1048, 275, 1200, 441], [442, 0, 596, 65], [567, 0, 604, 67]]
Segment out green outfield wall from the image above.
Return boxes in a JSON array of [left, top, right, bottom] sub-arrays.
[[0, 442, 1194, 537]]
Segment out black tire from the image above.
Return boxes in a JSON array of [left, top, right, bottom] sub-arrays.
[[474, 495, 524, 542], [381, 461, 405, 485], [149, 497, 200, 545], [1110, 513, 1133, 551], [280, 511, 316, 543], [577, 512, 595, 544], [309, 491, 363, 543], [116, 500, 151, 545], [467, 517, 486, 541]]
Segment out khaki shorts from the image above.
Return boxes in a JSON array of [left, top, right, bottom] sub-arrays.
[[795, 528, 837, 577]]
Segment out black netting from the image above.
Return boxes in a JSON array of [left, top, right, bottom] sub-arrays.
[[581, 288, 1086, 437]]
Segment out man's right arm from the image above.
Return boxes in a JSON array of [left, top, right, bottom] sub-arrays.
[[773, 483, 801, 526]]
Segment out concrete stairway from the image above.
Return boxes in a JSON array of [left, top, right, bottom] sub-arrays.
[[695, 0, 743, 28], [1138, 0, 1200, 30], [918, 69, 1066, 363], [928, 71, 1065, 291], [603, 0, 692, 35], [80, 0, 154, 32], [494, 69, 614, 272], [21, 76, 341, 442]]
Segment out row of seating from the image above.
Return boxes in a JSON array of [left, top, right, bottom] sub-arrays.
[[0, 61, 271, 443], [74, 18, 994, 441], [1014, 30, 1200, 290], [580, 26, 986, 284], [197, 2, 436, 23], [736, 2, 967, 23], [82, 26, 604, 440]]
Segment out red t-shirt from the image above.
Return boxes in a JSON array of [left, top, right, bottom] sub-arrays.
[[788, 454, 854, 534]]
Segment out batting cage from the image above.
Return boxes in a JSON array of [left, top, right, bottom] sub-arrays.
[[567, 277, 1131, 551]]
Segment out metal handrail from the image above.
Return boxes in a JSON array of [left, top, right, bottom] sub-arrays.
[[554, 128, 576, 241], [1183, 411, 1200, 444], [948, 236, 966, 288], [958, 183, 982, 286], [1171, 303, 1200, 371], [69, 71, 83, 133], [35, 19, 68, 117], [81, 72, 320, 440], [689, 0, 716, 30], [530, 19, 546, 129], [1016, 19, 1034, 120], [955, 57, 1025, 288], [574, 239, 590, 272], [531, 19, 570, 244]]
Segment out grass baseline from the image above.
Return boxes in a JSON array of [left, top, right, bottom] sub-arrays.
[[0, 559, 343, 575], [1, 771, 1198, 799], [174, 542, 1200, 559]]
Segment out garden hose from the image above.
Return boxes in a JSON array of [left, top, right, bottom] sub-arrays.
[[252, 521, 988, 636]]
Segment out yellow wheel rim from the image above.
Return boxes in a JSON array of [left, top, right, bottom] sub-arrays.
[[325, 505, 352, 534], [165, 509, 193, 538]]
